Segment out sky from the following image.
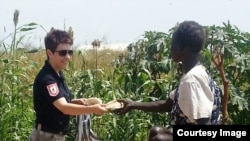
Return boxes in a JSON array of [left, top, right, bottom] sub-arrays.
[[1, 0, 250, 48]]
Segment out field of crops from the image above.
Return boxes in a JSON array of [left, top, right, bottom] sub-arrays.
[[1, 11, 250, 141]]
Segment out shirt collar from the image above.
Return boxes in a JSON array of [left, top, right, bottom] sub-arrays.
[[44, 60, 65, 80]]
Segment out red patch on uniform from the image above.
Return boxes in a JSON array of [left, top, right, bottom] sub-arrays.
[[47, 83, 59, 96]]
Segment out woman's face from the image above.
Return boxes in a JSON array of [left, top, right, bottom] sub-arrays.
[[47, 43, 73, 72]]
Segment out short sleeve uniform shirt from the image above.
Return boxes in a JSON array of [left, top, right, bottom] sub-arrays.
[[33, 60, 72, 134]]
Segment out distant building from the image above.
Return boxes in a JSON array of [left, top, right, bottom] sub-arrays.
[[77, 43, 129, 51]]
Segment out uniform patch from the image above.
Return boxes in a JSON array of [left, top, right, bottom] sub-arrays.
[[47, 83, 59, 96]]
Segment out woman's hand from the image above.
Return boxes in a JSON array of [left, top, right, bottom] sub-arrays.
[[71, 98, 87, 105], [92, 104, 108, 115]]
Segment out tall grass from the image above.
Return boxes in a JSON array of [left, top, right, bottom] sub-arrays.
[[0, 14, 173, 140], [3, 10, 249, 141], [0, 53, 38, 141], [0, 48, 138, 140], [1, 9, 173, 141]]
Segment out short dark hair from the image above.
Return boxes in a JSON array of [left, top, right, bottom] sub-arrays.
[[171, 21, 206, 53], [44, 28, 73, 52]]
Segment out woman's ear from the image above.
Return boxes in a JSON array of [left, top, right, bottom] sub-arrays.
[[46, 49, 53, 59]]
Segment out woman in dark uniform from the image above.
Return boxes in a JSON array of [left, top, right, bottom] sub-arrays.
[[27, 28, 108, 141]]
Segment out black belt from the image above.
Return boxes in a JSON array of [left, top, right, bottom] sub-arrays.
[[35, 123, 67, 135]]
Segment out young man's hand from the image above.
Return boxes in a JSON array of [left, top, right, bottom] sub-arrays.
[[112, 99, 134, 115]]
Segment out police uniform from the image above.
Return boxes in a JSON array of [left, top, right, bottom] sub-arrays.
[[28, 60, 72, 141]]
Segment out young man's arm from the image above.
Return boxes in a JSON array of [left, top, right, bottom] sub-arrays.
[[114, 98, 173, 115], [131, 98, 173, 113]]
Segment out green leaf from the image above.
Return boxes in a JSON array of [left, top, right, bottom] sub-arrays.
[[19, 27, 37, 31]]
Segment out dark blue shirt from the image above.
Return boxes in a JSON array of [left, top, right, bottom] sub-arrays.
[[33, 60, 72, 134]]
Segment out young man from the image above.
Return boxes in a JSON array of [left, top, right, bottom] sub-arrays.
[[114, 21, 221, 141], [27, 28, 107, 141]]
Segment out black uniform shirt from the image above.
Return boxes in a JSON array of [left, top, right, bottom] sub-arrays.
[[33, 60, 72, 134]]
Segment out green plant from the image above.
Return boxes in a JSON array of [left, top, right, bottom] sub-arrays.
[[1, 10, 250, 140]]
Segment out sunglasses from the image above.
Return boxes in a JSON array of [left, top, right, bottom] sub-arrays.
[[54, 50, 73, 56]]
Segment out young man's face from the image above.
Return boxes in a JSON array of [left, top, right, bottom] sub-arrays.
[[170, 40, 183, 63]]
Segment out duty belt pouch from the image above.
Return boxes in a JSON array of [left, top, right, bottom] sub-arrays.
[[76, 114, 101, 141], [34, 123, 42, 140]]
